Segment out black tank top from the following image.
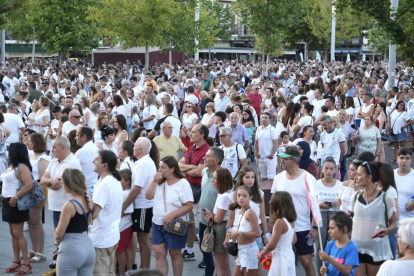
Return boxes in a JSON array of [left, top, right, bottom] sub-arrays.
[[65, 201, 88, 233]]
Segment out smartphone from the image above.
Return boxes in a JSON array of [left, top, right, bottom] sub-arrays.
[[371, 229, 386, 239], [202, 208, 209, 212], [325, 201, 333, 208]]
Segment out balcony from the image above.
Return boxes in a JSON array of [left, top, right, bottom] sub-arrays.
[[230, 25, 254, 38]]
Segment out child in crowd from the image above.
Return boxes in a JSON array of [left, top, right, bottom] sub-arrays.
[[319, 212, 359, 276], [277, 131, 293, 172], [225, 185, 261, 276], [258, 191, 297, 275], [131, 106, 140, 132], [116, 169, 134, 276]]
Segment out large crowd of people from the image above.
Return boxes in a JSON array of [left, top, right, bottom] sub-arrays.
[[0, 56, 413, 276]]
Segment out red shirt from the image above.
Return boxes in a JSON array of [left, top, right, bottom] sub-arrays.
[[185, 142, 210, 187], [248, 93, 262, 117]]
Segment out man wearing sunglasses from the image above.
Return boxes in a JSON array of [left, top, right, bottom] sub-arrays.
[[61, 110, 82, 137], [214, 87, 229, 112]]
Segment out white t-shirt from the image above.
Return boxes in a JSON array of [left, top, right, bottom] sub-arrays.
[[182, 113, 198, 129], [131, 114, 140, 131], [353, 96, 363, 119], [61, 121, 81, 137], [377, 260, 414, 276], [297, 115, 313, 133], [132, 155, 156, 209], [315, 180, 341, 212], [120, 156, 135, 171], [220, 143, 246, 178], [3, 113, 25, 146], [90, 175, 123, 248], [152, 179, 194, 225], [162, 116, 182, 138], [326, 109, 338, 117], [213, 191, 232, 222], [271, 171, 317, 231], [390, 111, 410, 135], [142, 105, 158, 130], [46, 154, 82, 211], [75, 141, 99, 189], [119, 189, 134, 232], [312, 98, 326, 120], [306, 90, 315, 103], [394, 169, 414, 221], [256, 125, 278, 158], [346, 107, 355, 125], [112, 105, 127, 119], [185, 94, 199, 105], [320, 127, 345, 164]]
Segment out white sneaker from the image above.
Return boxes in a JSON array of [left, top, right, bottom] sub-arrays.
[[23, 223, 29, 232]]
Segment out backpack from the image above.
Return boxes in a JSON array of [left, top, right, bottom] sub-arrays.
[[353, 191, 389, 227]]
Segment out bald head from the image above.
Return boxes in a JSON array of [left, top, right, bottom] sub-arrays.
[[69, 110, 81, 125], [135, 137, 152, 156]]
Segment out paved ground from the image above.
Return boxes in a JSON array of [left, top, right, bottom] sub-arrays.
[[0, 142, 408, 276]]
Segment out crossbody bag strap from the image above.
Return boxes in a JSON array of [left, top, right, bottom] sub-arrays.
[[163, 182, 189, 223], [391, 112, 403, 129], [70, 199, 88, 226], [382, 192, 389, 228], [233, 143, 241, 180]]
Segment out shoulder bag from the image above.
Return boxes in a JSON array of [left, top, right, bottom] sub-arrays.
[[388, 112, 403, 136], [200, 221, 215, 253], [16, 164, 45, 211], [163, 182, 188, 236], [228, 208, 249, 257]]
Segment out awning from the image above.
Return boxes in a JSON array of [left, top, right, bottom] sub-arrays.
[[335, 49, 362, 54]]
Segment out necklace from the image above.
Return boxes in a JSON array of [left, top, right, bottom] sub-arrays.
[[363, 185, 377, 204]]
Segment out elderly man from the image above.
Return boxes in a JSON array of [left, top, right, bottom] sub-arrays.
[[228, 112, 249, 151], [198, 147, 224, 275], [219, 127, 247, 178], [338, 109, 353, 181], [255, 112, 278, 180], [179, 124, 210, 261], [3, 103, 25, 147], [154, 121, 187, 159], [149, 103, 182, 138], [75, 126, 99, 190], [70, 86, 81, 104], [214, 87, 230, 112], [199, 91, 213, 117], [123, 137, 156, 270], [62, 110, 82, 137], [320, 115, 346, 167], [157, 93, 178, 119], [40, 136, 81, 228]]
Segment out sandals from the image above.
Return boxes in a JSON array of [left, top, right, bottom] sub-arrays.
[[15, 263, 32, 275], [30, 253, 46, 263], [5, 261, 20, 273], [21, 251, 36, 260]]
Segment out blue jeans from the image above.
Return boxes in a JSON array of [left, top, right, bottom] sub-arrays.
[[53, 211, 61, 229], [127, 116, 132, 135], [199, 223, 215, 276], [389, 229, 397, 260], [340, 154, 347, 182]]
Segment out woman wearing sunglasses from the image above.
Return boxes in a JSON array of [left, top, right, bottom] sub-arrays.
[[352, 161, 397, 276]]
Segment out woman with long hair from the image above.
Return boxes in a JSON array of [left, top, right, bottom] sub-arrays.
[[141, 93, 158, 131], [210, 77, 220, 93], [130, 127, 148, 143], [355, 115, 381, 159], [345, 96, 355, 127], [32, 96, 51, 134], [97, 126, 118, 157], [293, 125, 317, 161], [114, 114, 128, 147], [27, 133, 50, 263], [112, 95, 127, 119], [181, 101, 198, 148], [281, 102, 294, 135], [274, 97, 287, 139], [1, 143, 33, 274], [389, 101, 411, 163], [93, 112, 109, 143], [352, 162, 397, 276], [55, 169, 95, 275], [145, 156, 193, 276], [374, 102, 387, 161], [85, 102, 100, 129], [292, 102, 314, 139], [0, 112, 10, 175], [287, 103, 301, 140], [337, 160, 360, 213], [201, 102, 216, 138], [120, 87, 133, 134], [118, 140, 136, 171], [89, 86, 98, 105]]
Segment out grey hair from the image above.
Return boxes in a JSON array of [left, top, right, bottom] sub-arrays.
[[230, 112, 240, 119], [54, 136, 71, 150], [219, 127, 232, 135], [209, 147, 224, 165], [159, 85, 167, 92], [399, 218, 414, 249], [160, 121, 172, 129], [320, 115, 332, 123], [90, 102, 100, 112], [201, 91, 209, 97], [136, 137, 152, 154], [7, 103, 18, 110], [121, 80, 129, 86]]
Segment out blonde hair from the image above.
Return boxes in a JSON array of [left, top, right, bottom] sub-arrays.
[[62, 168, 93, 225], [330, 116, 341, 129]]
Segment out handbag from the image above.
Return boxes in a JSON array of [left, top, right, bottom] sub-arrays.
[[200, 222, 215, 253], [16, 163, 45, 211], [163, 182, 188, 236], [190, 184, 201, 204], [381, 130, 388, 141], [227, 208, 249, 257]]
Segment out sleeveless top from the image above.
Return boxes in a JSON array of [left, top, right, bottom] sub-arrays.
[[114, 130, 128, 146], [65, 200, 88, 233], [86, 109, 97, 128], [201, 113, 216, 138], [30, 154, 51, 180], [375, 114, 386, 130], [235, 209, 253, 232]]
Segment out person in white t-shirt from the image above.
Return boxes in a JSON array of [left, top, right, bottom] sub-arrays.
[[90, 150, 123, 275], [122, 137, 156, 269], [271, 146, 319, 276], [40, 137, 81, 228], [62, 110, 82, 137], [75, 127, 99, 190], [218, 127, 247, 178], [320, 115, 346, 166], [3, 103, 26, 147], [255, 112, 278, 180], [394, 148, 414, 221]]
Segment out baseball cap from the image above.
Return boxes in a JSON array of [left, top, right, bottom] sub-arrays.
[[278, 146, 301, 159]]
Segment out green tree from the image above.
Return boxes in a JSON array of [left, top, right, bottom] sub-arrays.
[[305, 0, 364, 61], [364, 23, 390, 61], [7, 0, 99, 65], [88, 0, 176, 70], [234, 0, 299, 64]]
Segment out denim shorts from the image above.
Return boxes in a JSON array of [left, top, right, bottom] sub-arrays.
[[152, 222, 188, 250], [390, 130, 407, 142]]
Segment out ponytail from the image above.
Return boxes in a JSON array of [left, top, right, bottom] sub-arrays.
[[112, 170, 121, 181]]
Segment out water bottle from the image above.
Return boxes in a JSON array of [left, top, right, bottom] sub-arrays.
[[373, 224, 384, 241], [226, 226, 232, 246], [265, 231, 272, 241], [307, 235, 314, 246]]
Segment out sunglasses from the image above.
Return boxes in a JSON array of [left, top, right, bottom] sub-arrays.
[[219, 92, 225, 94], [362, 161, 372, 175], [71, 116, 81, 119], [242, 113, 248, 116]]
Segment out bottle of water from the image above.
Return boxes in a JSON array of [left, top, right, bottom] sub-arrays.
[[307, 235, 314, 246], [265, 231, 272, 241], [226, 226, 232, 246], [373, 224, 384, 241]]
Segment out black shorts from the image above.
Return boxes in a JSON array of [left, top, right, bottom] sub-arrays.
[[132, 208, 153, 233], [358, 253, 385, 266], [294, 230, 314, 256], [2, 197, 29, 224]]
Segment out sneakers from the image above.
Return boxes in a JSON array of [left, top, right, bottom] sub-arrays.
[[198, 259, 206, 268], [23, 223, 29, 232], [182, 249, 196, 261]]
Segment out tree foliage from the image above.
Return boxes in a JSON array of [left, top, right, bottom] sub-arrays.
[[364, 23, 390, 57]]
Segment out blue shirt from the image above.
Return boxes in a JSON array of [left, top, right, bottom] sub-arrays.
[[230, 124, 249, 147], [346, 87, 355, 97], [324, 240, 359, 276]]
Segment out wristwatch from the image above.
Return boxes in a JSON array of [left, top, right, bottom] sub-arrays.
[[312, 226, 318, 230]]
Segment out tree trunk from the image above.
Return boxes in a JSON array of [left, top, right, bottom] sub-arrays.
[[209, 48, 211, 62], [323, 49, 329, 62], [59, 52, 63, 66], [32, 39, 35, 63], [169, 39, 172, 66], [145, 44, 149, 71], [262, 40, 266, 76]]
